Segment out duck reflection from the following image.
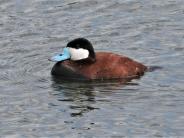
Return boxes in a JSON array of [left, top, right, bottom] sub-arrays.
[[51, 76, 140, 117]]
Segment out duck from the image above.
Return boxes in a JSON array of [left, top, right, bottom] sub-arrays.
[[50, 38, 147, 80]]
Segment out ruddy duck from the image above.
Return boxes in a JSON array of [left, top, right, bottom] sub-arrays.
[[50, 38, 147, 80]]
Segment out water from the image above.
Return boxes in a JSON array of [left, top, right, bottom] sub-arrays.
[[0, 0, 184, 137]]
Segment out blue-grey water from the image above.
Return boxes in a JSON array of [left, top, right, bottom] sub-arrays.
[[0, 0, 184, 137]]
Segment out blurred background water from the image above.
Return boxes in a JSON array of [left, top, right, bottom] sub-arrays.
[[0, 0, 184, 137]]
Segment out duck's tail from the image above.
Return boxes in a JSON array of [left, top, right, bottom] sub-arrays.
[[147, 66, 163, 72]]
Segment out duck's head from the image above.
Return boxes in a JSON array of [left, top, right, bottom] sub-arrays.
[[50, 38, 96, 63]]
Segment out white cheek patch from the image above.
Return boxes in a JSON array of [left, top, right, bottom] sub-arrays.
[[69, 48, 89, 61]]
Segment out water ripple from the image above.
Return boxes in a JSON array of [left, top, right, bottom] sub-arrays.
[[0, 0, 184, 137]]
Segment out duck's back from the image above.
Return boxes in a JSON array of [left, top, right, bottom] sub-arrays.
[[51, 52, 147, 80]]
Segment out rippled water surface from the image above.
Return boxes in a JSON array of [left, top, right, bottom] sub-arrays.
[[0, 0, 184, 137]]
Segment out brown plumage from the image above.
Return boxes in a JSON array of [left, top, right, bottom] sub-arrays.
[[52, 52, 147, 80]]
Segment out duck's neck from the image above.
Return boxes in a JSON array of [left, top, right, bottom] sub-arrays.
[[74, 57, 96, 65]]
